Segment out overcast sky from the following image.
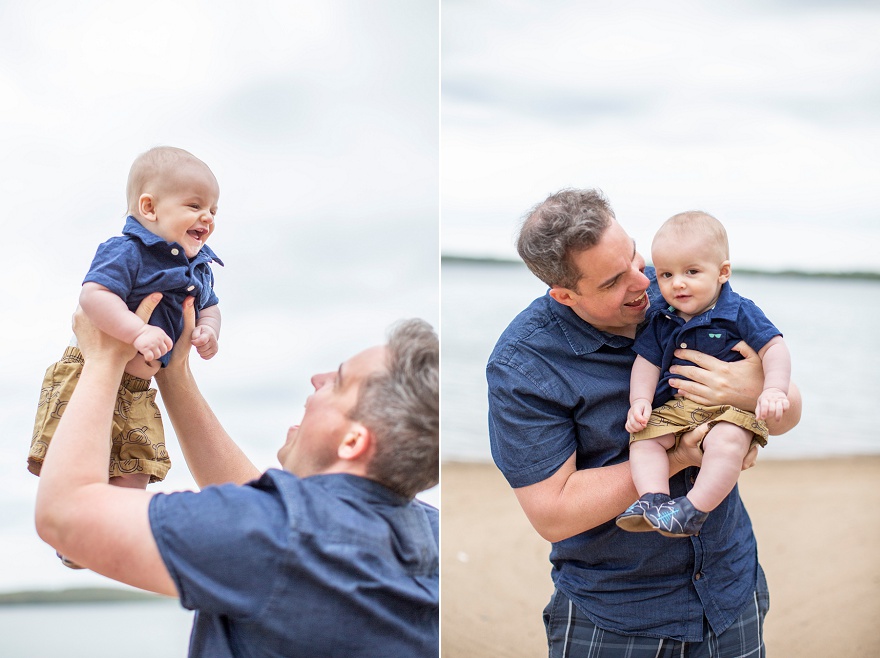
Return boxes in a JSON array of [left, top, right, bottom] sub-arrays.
[[2, 0, 439, 379], [0, 0, 440, 592], [441, 0, 880, 273]]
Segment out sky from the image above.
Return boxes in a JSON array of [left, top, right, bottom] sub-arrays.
[[1, 0, 439, 412], [0, 0, 438, 593], [441, 0, 880, 273]]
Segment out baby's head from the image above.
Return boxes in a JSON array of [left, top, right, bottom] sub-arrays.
[[651, 211, 731, 320], [126, 146, 219, 259]]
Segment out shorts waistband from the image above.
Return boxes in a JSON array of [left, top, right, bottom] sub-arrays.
[[60, 346, 152, 393]]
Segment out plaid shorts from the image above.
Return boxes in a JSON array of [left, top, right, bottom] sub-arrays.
[[543, 572, 769, 657]]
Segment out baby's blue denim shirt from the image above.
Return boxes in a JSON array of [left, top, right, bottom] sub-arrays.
[[84, 216, 223, 367]]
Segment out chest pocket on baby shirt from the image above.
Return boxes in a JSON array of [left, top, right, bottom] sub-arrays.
[[695, 328, 729, 358]]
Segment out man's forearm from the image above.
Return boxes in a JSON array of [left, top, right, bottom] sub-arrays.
[[513, 452, 690, 543], [37, 358, 122, 501], [156, 365, 260, 487]]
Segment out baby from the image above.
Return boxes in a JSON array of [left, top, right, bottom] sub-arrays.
[[29, 147, 223, 565], [616, 211, 790, 537]]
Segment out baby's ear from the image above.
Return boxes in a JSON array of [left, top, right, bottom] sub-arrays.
[[718, 260, 732, 283], [138, 194, 157, 221]]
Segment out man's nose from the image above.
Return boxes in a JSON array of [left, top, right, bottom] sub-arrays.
[[311, 372, 333, 390], [629, 267, 650, 290]]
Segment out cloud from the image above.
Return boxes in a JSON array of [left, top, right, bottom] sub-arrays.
[[441, 1, 880, 272]]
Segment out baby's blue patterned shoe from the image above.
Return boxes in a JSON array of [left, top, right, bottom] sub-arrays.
[[644, 496, 709, 537], [616, 493, 672, 532]]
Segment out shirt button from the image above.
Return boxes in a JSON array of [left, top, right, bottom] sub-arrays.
[[187, 285, 195, 291], [680, 342, 687, 349], [695, 573, 703, 581], [171, 248, 180, 256]]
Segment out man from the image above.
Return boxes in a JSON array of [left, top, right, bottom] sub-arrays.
[[35, 294, 439, 657], [487, 189, 801, 655]]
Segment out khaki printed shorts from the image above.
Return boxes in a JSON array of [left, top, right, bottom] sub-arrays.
[[630, 397, 769, 448], [28, 346, 171, 483]]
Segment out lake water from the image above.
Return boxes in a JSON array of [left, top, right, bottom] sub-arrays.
[[0, 600, 193, 657], [441, 258, 880, 462]]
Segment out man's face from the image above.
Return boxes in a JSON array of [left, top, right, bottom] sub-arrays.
[[278, 345, 387, 477], [551, 220, 651, 337]]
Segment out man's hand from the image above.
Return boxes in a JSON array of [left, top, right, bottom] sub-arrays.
[[74, 293, 163, 364], [756, 387, 789, 422], [133, 324, 173, 363], [191, 324, 219, 360], [668, 341, 763, 410], [669, 422, 759, 472], [625, 399, 652, 433], [154, 297, 196, 384]]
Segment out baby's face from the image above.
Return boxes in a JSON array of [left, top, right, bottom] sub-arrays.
[[652, 233, 728, 320], [149, 164, 219, 258]]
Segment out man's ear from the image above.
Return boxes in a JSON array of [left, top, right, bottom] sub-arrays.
[[548, 286, 578, 308], [718, 260, 732, 284], [138, 194, 157, 222], [337, 424, 373, 462]]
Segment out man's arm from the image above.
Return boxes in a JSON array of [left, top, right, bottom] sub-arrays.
[[34, 294, 177, 596], [668, 341, 802, 435], [155, 297, 261, 487], [513, 425, 710, 543]]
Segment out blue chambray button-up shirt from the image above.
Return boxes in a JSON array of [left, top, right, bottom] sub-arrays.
[[150, 471, 439, 657], [487, 272, 760, 642], [83, 216, 224, 367]]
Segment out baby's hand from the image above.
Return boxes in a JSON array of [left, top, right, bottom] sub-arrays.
[[133, 325, 173, 363], [756, 387, 789, 422], [191, 325, 219, 360], [626, 399, 652, 433]]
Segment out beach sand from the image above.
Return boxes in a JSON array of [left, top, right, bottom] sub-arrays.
[[441, 456, 880, 657]]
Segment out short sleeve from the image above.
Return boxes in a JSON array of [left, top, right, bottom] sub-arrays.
[[83, 238, 137, 299], [736, 298, 782, 353], [149, 483, 284, 618], [487, 359, 578, 489], [196, 264, 219, 310], [632, 314, 666, 367]]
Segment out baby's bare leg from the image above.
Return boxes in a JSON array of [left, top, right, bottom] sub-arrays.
[[630, 434, 677, 496], [687, 422, 752, 512], [111, 473, 151, 489]]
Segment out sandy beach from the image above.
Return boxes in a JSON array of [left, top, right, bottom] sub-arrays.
[[441, 456, 880, 657]]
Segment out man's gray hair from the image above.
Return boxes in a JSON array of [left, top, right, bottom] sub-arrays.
[[517, 188, 615, 290], [354, 319, 439, 499]]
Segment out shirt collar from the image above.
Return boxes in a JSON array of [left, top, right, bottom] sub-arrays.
[[122, 215, 223, 265], [302, 472, 414, 507], [546, 292, 635, 356]]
